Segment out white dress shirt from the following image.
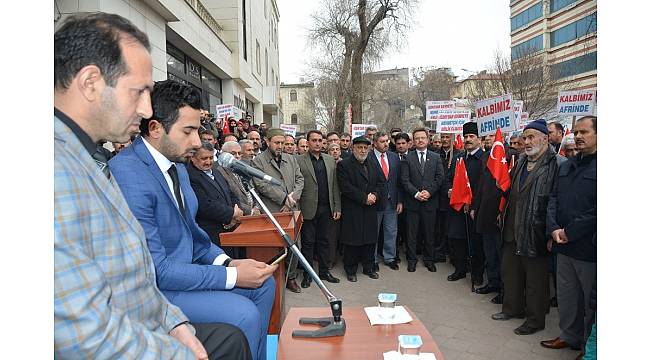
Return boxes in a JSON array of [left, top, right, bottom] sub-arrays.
[[142, 138, 237, 289]]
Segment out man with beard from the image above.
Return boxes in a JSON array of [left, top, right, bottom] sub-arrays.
[[110, 80, 276, 360], [338, 136, 386, 281], [239, 139, 256, 164], [446, 122, 486, 286], [491, 119, 565, 336]]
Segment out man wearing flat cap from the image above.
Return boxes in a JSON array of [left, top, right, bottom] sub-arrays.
[[337, 136, 386, 282], [491, 119, 566, 336]]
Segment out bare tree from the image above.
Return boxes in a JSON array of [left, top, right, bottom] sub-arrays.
[[409, 67, 457, 121]]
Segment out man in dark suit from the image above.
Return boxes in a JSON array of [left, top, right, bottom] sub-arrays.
[[110, 80, 276, 360], [400, 127, 445, 273], [369, 131, 402, 270], [435, 133, 460, 263], [188, 141, 244, 258], [337, 136, 386, 281], [445, 122, 486, 287]]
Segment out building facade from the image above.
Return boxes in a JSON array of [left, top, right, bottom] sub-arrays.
[[55, 0, 282, 126], [362, 67, 409, 130], [510, 0, 596, 91], [279, 82, 316, 133]]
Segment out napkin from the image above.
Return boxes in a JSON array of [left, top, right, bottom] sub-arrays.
[[364, 305, 413, 325]]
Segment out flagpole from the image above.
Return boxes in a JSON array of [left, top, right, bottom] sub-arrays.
[[464, 212, 475, 293]]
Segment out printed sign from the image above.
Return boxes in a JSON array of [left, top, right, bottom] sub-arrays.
[[351, 124, 376, 138], [434, 110, 472, 133], [475, 94, 516, 136], [426, 101, 456, 121], [517, 112, 530, 130], [512, 100, 524, 129], [280, 124, 298, 137], [557, 89, 596, 116]]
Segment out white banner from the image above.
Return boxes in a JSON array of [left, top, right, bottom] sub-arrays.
[[280, 124, 298, 137], [557, 89, 596, 116], [517, 112, 530, 130], [426, 101, 456, 121], [512, 100, 524, 130], [216, 104, 234, 119], [475, 94, 516, 136], [434, 110, 472, 133], [351, 124, 376, 139]]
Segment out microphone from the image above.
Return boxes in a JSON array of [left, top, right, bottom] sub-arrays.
[[218, 152, 283, 187]]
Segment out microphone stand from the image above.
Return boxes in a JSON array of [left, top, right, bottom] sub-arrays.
[[239, 175, 346, 338]]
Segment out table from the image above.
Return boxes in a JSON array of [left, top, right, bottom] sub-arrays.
[[277, 306, 444, 359]]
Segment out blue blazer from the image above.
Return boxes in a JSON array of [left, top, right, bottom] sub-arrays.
[[368, 150, 402, 209], [109, 137, 228, 295]]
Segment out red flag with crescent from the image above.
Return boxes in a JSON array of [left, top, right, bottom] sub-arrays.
[[487, 127, 511, 192], [450, 158, 473, 212]]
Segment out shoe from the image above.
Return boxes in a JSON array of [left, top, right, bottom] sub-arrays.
[[550, 296, 558, 307], [425, 263, 437, 272], [491, 312, 525, 321], [447, 272, 466, 281], [475, 285, 499, 295], [540, 337, 581, 350], [386, 261, 399, 270], [490, 294, 503, 304], [373, 262, 379, 272], [286, 279, 301, 293], [575, 352, 584, 360], [472, 276, 483, 287], [346, 274, 357, 282], [363, 270, 379, 279], [407, 263, 416, 272], [514, 323, 543, 335], [300, 276, 312, 288], [319, 271, 340, 283]]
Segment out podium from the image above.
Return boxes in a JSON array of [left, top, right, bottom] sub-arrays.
[[220, 211, 303, 334]]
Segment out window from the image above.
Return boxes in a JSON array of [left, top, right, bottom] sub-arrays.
[[242, 0, 247, 61], [291, 114, 298, 124], [511, 34, 544, 60], [550, 0, 577, 13], [256, 41, 261, 75], [511, 2, 543, 32], [550, 13, 596, 47], [551, 52, 597, 79], [290, 90, 297, 102]]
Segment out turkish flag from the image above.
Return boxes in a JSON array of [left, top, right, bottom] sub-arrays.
[[450, 157, 472, 212], [487, 127, 511, 192], [454, 134, 463, 150], [222, 115, 230, 134]]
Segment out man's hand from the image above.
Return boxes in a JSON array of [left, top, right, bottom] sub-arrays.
[[420, 190, 431, 200], [284, 192, 296, 208], [332, 211, 341, 220], [469, 209, 475, 220], [366, 193, 377, 205], [251, 206, 261, 216], [232, 204, 244, 221], [447, 189, 452, 198], [170, 324, 208, 360], [231, 259, 278, 288], [396, 202, 403, 215], [552, 229, 569, 244], [279, 205, 290, 212], [463, 204, 470, 214]]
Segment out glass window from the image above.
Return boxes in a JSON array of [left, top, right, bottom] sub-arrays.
[[511, 2, 543, 32], [552, 52, 597, 79], [551, 0, 577, 13], [290, 90, 297, 102], [550, 13, 596, 47], [168, 73, 187, 85], [187, 59, 201, 82], [511, 34, 544, 60], [291, 114, 298, 124], [166, 53, 184, 74], [202, 69, 222, 93]]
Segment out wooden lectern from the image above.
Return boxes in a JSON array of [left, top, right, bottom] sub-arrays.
[[219, 211, 303, 335]]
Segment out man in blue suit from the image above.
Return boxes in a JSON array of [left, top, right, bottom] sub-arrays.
[[368, 131, 403, 270], [110, 80, 276, 360]]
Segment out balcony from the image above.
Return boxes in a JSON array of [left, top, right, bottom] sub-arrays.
[[263, 86, 279, 108]]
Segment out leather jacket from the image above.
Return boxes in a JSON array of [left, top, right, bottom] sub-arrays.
[[503, 145, 566, 257]]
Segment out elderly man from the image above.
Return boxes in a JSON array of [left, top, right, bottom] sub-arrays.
[[54, 13, 251, 359], [218, 141, 259, 217], [338, 136, 386, 281], [247, 130, 263, 157], [239, 139, 256, 164], [560, 134, 578, 158], [491, 119, 565, 336], [542, 116, 596, 358], [429, 133, 442, 151], [284, 134, 296, 154]]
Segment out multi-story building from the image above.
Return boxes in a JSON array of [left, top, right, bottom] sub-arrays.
[[510, 0, 596, 91], [279, 82, 316, 133], [362, 67, 409, 130], [55, 0, 282, 126]]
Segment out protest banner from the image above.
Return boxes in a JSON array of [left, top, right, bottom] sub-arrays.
[[517, 112, 530, 131], [512, 100, 524, 129], [280, 124, 298, 137], [475, 94, 516, 136], [426, 101, 456, 121], [216, 104, 234, 120], [557, 89, 596, 116], [351, 124, 376, 138], [434, 110, 471, 133]]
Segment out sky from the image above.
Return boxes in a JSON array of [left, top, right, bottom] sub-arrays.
[[277, 0, 511, 83]]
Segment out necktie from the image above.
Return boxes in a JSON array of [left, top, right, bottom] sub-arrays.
[[167, 164, 185, 216], [419, 151, 425, 172], [92, 149, 110, 179], [380, 153, 389, 179]]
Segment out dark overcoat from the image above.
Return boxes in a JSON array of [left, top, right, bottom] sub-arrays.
[[337, 155, 386, 246]]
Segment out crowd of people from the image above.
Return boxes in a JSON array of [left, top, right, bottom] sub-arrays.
[[54, 12, 596, 360]]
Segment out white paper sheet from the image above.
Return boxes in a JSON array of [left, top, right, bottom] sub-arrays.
[[383, 351, 437, 360], [364, 305, 413, 325]]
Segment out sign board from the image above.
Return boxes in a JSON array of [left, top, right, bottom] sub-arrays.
[[517, 112, 530, 130], [216, 104, 234, 119], [475, 94, 516, 136], [512, 100, 524, 130], [280, 124, 298, 137], [351, 124, 376, 139], [434, 110, 472, 133], [557, 89, 596, 116], [426, 101, 456, 121]]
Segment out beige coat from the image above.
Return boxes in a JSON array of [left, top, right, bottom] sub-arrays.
[[252, 149, 304, 213]]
